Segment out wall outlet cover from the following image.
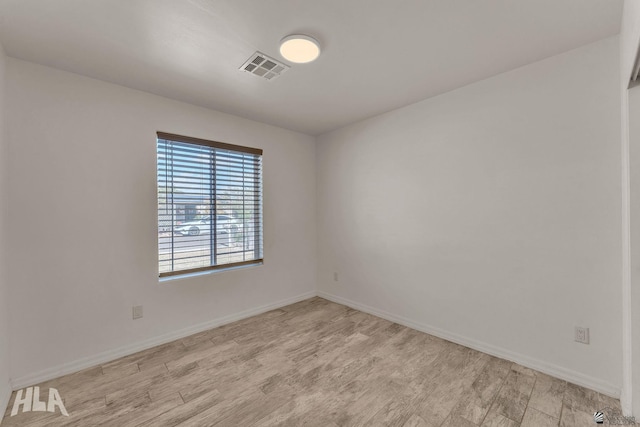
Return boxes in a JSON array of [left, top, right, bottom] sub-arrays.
[[132, 305, 143, 320], [575, 326, 589, 344]]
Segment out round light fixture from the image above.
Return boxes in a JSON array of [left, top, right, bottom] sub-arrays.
[[279, 34, 321, 64]]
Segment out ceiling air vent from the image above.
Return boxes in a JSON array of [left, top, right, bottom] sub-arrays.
[[240, 52, 290, 81]]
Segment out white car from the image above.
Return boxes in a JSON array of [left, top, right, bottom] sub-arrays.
[[174, 215, 241, 236]]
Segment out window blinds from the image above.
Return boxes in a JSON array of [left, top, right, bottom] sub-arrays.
[[157, 132, 263, 277]]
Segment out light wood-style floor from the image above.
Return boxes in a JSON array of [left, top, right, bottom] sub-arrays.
[[2, 297, 621, 426]]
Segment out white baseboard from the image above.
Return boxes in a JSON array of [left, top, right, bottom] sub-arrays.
[[10, 291, 316, 390], [317, 291, 621, 399], [9, 289, 621, 401], [0, 379, 11, 425]]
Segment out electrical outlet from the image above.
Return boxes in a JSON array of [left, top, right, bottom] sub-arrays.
[[575, 326, 589, 344], [132, 305, 143, 320], [333, 272, 339, 282]]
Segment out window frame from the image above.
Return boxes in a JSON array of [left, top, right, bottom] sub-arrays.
[[156, 132, 264, 278]]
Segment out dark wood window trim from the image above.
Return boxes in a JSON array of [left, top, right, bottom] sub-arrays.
[[157, 132, 263, 156]]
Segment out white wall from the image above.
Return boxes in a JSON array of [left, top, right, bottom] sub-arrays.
[[317, 37, 622, 395], [620, 0, 640, 415], [629, 85, 640, 417], [0, 40, 11, 419], [5, 59, 317, 383], [621, 0, 640, 416]]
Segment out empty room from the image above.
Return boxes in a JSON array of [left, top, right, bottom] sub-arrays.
[[1, 0, 640, 426]]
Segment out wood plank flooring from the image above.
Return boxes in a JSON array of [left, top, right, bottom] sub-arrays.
[[1, 297, 621, 426]]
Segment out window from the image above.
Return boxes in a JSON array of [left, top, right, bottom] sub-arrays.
[[157, 132, 263, 277]]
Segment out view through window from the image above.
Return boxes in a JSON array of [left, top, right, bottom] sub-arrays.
[[157, 132, 263, 277]]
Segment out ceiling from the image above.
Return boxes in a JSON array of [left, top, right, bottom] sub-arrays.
[[0, 0, 623, 136]]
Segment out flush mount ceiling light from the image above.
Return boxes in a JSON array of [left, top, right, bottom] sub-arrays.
[[279, 34, 321, 64]]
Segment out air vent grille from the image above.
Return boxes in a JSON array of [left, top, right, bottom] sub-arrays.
[[240, 52, 289, 81]]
